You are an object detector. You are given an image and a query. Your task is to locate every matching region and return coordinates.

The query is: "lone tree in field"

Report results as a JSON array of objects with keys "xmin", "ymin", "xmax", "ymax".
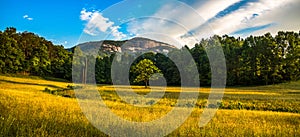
[{"xmin": 132, "ymin": 59, "xmax": 161, "ymax": 88}]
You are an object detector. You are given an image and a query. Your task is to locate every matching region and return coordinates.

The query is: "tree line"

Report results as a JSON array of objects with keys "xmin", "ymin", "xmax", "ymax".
[
  {"xmin": 80, "ymin": 31, "xmax": 300, "ymax": 86},
  {"xmin": 0, "ymin": 27, "xmax": 72, "ymax": 80},
  {"xmin": 0, "ymin": 27, "xmax": 299, "ymax": 86}
]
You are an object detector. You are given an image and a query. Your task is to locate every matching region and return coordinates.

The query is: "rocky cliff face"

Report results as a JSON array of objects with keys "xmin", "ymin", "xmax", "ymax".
[
  {"xmin": 121, "ymin": 37, "xmax": 176, "ymax": 53},
  {"xmin": 101, "ymin": 43, "xmax": 122, "ymax": 53},
  {"xmin": 72, "ymin": 37, "xmax": 176, "ymax": 55}
]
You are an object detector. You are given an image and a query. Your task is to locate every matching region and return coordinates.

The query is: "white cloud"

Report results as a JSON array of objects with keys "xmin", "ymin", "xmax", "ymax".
[
  {"xmin": 126, "ymin": 1, "xmax": 240, "ymax": 48},
  {"xmin": 195, "ymin": 0, "xmax": 240, "ymax": 21},
  {"xmin": 87, "ymin": 12, "xmax": 114, "ymax": 33},
  {"xmin": 207, "ymin": 0, "xmax": 294, "ymax": 36},
  {"xmin": 250, "ymin": 0, "xmax": 300, "ymax": 36},
  {"xmin": 79, "ymin": 1, "xmax": 299, "ymax": 47},
  {"xmin": 126, "ymin": 17, "xmax": 193, "ymax": 47},
  {"xmin": 184, "ymin": 0, "xmax": 298, "ymax": 38},
  {"xmin": 23, "ymin": 14, "xmax": 33, "ymax": 21},
  {"xmin": 23, "ymin": 15, "xmax": 28, "ymax": 18},
  {"xmin": 80, "ymin": 8, "xmax": 126, "ymax": 40},
  {"xmin": 126, "ymin": 0, "xmax": 299, "ymax": 47},
  {"xmin": 110, "ymin": 26, "xmax": 127, "ymax": 40},
  {"xmin": 80, "ymin": 9, "xmax": 93, "ymax": 21},
  {"xmin": 125, "ymin": 3, "xmax": 200, "ymax": 48}
]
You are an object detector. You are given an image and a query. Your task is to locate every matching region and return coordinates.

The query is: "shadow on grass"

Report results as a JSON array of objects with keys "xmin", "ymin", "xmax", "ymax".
[
  {"xmin": 0, "ymin": 74, "xmax": 70, "ymax": 82},
  {"xmin": 100, "ymin": 90, "xmax": 211, "ymax": 100},
  {"xmin": 42, "ymin": 76, "xmax": 70, "ymax": 82},
  {"xmin": 0, "ymin": 79, "xmax": 62, "ymax": 89},
  {"xmin": 231, "ymin": 81, "xmax": 300, "ymax": 91}
]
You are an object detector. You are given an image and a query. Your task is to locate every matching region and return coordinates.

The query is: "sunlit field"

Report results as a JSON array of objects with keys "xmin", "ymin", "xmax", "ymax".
[{"xmin": 0, "ymin": 75, "xmax": 299, "ymax": 136}]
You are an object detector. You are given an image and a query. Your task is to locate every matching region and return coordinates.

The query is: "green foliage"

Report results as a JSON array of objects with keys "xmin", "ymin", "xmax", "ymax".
[
  {"xmin": 91, "ymin": 31, "xmax": 300, "ymax": 86},
  {"xmin": 0, "ymin": 27, "xmax": 72, "ymax": 80},
  {"xmin": 0, "ymin": 27, "xmax": 299, "ymax": 86},
  {"xmin": 131, "ymin": 59, "xmax": 162, "ymax": 87},
  {"xmin": 42, "ymin": 84, "xmax": 81, "ymax": 98},
  {"xmin": 95, "ymin": 54, "xmax": 114, "ymax": 84}
]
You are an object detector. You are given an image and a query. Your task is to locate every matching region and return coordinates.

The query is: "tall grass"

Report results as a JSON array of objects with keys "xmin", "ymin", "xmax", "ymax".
[{"xmin": 0, "ymin": 75, "xmax": 299, "ymax": 136}]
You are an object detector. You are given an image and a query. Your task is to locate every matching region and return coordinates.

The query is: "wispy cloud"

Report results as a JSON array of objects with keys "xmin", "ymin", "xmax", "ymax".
[
  {"xmin": 189, "ymin": 0, "xmax": 299, "ymax": 40},
  {"xmin": 161, "ymin": 0, "xmax": 297, "ymax": 46},
  {"xmin": 213, "ymin": 0, "xmax": 258, "ymax": 19},
  {"xmin": 249, "ymin": 0, "xmax": 300, "ymax": 36},
  {"xmin": 231, "ymin": 23, "xmax": 276, "ymax": 36},
  {"xmin": 80, "ymin": 0, "xmax": 299, "ymax": 46},
  {"xmin": 125, "ymin": 1, "xmax": 241, "ymax": 47},
  {"xmin": 80, "ymin": 8, "xmax": 126, "ymax": 40},
  {"xmin": 205, "ymin": 0, "xmax": 291, "ymax": 36},
  {"xmin": 23, "ymin": 14, "xmax": 33, "ymax": 21}
]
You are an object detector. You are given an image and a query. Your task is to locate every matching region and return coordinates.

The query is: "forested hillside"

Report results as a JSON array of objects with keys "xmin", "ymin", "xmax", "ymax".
[
  {"xmin": 0, "ymin": 27, "xmax": 72, "ymax": 80},
  {"xmin": 0, "ymin": 27, "xmax": 299, "ymax": 86}
]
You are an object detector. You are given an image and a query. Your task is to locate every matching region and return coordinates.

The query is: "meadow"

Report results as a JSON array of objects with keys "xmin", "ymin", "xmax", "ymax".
[{"xmin": 0, "ymin": 75, "xmax": 299, "ymax": 136}]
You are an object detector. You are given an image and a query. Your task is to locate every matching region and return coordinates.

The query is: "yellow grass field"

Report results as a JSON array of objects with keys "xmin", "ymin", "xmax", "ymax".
[{"xmin": 0, "ymin": 75, "xmax": 299, "ymax": 136}]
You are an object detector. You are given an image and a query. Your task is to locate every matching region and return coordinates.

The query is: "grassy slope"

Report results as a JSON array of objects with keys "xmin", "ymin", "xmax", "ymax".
[{"xmin": 0, "ymin": 75, "xmax": 299, "ymax": 136}]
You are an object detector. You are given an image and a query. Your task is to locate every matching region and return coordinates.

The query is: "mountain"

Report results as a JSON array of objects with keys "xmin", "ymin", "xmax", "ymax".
[
  {"xmin": 121, "ymin": 37, "xmax": 176, "ymax": 53},
  {"xmin": 71, "ymin": 37, "xmax": 176, "ymax": 55}
]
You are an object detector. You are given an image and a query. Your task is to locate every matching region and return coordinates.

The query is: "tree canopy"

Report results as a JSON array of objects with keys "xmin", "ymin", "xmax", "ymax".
[
  {"xmin": 131, "ymin": 59, "xmax": 162, "ymax": 88},
  {"xmin": 0, "ymin": 27, "xmax": 72, "ymax": 80},
  {"xmin": 0, "ymin": 27, "xmax": 299, "ymax": 86}
]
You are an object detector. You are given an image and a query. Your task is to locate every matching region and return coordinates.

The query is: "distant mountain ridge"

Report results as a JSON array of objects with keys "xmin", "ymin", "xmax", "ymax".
[{"xmin": 71, "ymin": 37, "xmax": 176, "ymax": 55}]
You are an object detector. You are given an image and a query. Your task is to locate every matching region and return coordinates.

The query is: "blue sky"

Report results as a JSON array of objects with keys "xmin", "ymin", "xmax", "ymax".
[{"xmin": 1, "ymin": 0, "xmax": 299, "ymax": 48}]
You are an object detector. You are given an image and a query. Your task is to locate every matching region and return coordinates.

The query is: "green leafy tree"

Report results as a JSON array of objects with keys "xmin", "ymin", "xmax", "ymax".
[
  {"xmin": 154, "ymin": 53, "xmax": 180, "ymax": 85},
  {"xmin": 0, "ymin": 27, "xmax": 299, "ymax": 85},
  {"xmin": 95, "ymin": 54, "xmax": 112, "ymax": 84},
  {"xmin": 0, "ymin": 27, "xmax": 72, "ymax": 79},
  {"xmin": 131, "ymin": 59, "xmax": 161, "ymax": 88}
]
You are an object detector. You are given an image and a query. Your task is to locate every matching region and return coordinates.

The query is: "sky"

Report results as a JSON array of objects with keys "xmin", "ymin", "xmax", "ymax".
[{"xmin": 0, "ymin": 0, "xmax": 299, "ymax": 48}]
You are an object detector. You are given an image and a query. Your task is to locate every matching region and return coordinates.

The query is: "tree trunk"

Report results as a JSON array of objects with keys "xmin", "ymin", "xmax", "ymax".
[{"xmin": 145, "ymin": 80, "xmax": 148, "ymax": 88}]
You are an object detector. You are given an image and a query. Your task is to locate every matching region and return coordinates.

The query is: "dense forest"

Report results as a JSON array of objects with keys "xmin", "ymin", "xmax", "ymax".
[
  {"xmin": 0, "ymin": 27, "xmax": 299, "ymax": 86},
  {"xmin": 0, "ymin": 27, "xmax": 72, "ymax": 80}
]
